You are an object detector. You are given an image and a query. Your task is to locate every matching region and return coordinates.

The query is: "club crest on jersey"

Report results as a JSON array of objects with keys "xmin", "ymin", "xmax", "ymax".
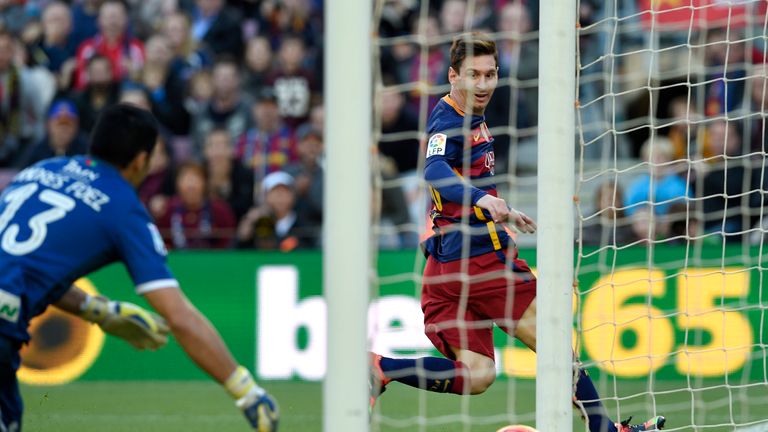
[
  {"xmin": 426, "ymin": 133, "xmax": 447, "ymax": 157},
  {"xmin": 484, "ymin": 151, "xmax": 495, "ymax": 175}
]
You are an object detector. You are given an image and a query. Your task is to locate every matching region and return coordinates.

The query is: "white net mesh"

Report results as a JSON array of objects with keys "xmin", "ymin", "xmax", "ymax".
[
  {"xmin": 371, "ymin": 0, "xmax": 542, "ymax": 431},
  {"xmin": 576, "ymin": 1, "xmax": 768, "ymax": 431},
  {"xmin": 370, "ymin": 0, "xmax": 768, "ymax": 431}
]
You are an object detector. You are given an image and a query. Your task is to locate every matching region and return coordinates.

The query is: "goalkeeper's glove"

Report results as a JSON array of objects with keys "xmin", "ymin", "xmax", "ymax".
[
  {"xmin": 225, "ymin": 365, "xmax": 279, "ymax": 431},
  {"xmin": 78, "ymin": 295, "xmax": 170, "ymax": 350}
]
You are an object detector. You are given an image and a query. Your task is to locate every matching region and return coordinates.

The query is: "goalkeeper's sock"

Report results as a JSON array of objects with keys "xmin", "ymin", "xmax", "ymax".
[
  {"xmin": 379, "ymin": 356, "xmax": 467, "ymax": 394},
  {"xmin": 574, "ymin": 368, "xmax": 618, "ymax": 432}
]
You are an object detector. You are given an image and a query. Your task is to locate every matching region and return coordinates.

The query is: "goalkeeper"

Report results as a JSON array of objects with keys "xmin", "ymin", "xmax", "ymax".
[
  {"xmin": 0, "ymin": 104, "xmax": 277, "ymax": 432},
  {"xmin": 370, "ymin": 34, "xmax": 664, "ymax": 432}
]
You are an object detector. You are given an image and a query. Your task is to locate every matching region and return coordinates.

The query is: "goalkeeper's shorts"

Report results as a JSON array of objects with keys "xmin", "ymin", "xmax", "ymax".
[
  {"xmin": 0, "ymin": 335, "xmax": 22, "ymax": 431},
  {"xmin": 421, "ymin": 248, "xmax": 537, "ymax": 361}
]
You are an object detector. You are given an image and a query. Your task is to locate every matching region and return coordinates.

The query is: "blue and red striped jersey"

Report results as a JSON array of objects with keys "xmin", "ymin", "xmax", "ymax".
[{"xmin": 422, "ymin": 95, "xmax": 511, "ymax": 262}]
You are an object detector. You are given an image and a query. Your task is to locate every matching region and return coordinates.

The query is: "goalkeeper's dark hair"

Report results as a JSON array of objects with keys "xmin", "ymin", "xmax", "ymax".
[
  {"xmin": 449, "ymin": 33, "xmax": 498, "ymax": 72},
  {"xmin": 89, "ymin": 104, "xmax": 159, "ymax": 169}
]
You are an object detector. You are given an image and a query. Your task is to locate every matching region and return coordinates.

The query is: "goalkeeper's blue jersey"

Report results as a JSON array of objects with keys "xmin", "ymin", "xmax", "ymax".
[
  {"xmin": 0, "ymin": 156, "xmax": 178, "ymax": 342},
  {"xmin": 421, "ymin": 95, "xmax": 512, "ymax": 262}
]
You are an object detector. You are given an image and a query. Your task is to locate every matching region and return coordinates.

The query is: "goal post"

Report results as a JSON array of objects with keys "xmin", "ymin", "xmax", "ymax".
[
  {"xmin": 323, "ymin": 0, "xmax": 371, "ymax": 431},
  {"xmin": 536, "ymin": 1, "xmax": 578, "ymax": 432}
]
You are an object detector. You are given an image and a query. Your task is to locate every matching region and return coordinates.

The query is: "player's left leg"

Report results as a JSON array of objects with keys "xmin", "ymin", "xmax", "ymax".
[
  {"xmin": 513, "ymin": 301, "xmax": 664, "ymax": 432},
  {"xmin": 370, "ymin": 352, "xmax": 470, "ymax": 397}
]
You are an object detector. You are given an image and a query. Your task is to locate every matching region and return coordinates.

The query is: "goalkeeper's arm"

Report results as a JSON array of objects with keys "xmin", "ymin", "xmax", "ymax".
[
  {"xmin": 143, "ymin": 286, "xmax": 278, "ymax": 431},
  {"xmin": 54, "ymin": 285, "xmax": 170, "ymax": 350}
]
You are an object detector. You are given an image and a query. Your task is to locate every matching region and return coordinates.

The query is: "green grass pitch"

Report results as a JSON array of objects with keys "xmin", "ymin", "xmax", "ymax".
[{"xmin": 21, "ymin": 380, "xmax": 768, "ymax": 431}]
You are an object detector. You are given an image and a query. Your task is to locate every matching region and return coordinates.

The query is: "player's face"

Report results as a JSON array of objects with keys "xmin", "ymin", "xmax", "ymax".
[{"xmin": 449, "ymin": 55, "xmax": 498, "ymax": 114}]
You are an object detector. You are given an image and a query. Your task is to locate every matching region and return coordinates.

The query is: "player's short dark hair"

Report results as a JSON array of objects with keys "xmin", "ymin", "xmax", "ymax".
[
  {"xmin": 449, "ymin": 33, "xmax": 498, "ymax": 72},
  {"xmin": 89, "ymin": 104, "xmax": 159, "ymax": 169}
]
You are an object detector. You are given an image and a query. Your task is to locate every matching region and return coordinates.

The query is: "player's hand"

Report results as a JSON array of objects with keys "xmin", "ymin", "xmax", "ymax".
[
  {"xmin": 79, "ymin": 296, "xmax": 170, "ymax": 350},
  {"xmin": 226, "ymin": 366, "xmax": 279, "ymax": 431},
  {"xmin": 508, "ymin": 208, "xmax": 537, "ymax": 234},
  {"xmin": 476, "ymin": 194, "xmax": 511, "ymax": 223},
  {"xmin": 237, "ymin": 387, "xmax": 280, "ymax": 431}
]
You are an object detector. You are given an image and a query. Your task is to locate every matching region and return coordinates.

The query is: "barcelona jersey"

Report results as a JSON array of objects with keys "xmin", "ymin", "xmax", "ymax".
[
  {"xmin": 422, "ymin": 95, "xmax": 511, "ymax": 262},
  {"xmin": 0, "ymin": 156, "xmax": 178, "ymax": 342}
]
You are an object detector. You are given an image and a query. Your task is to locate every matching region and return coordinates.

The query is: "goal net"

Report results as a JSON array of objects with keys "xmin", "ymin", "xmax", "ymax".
[
  {"xmin": 368, "ymin": 0, "xmax": 768, "ymax": 431},
  {"xmin": 576, "ymin": 0, "xmax": 768, "ymax": 431}
]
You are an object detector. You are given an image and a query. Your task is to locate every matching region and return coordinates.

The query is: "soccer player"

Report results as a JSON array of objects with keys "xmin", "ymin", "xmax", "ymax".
[
  {"xmin": 0, "ymin": 104, "xmax": 278, "ymax": 432},
  {"xmin": 370, "ymin": 34, "xmax": 666, "ymax": 432}
]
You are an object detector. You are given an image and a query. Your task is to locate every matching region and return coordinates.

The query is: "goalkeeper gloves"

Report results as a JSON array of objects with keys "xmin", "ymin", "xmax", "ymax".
[
  {"xmin": 79, "ymin": 295, "xmax": 170, "ymax": 350},
  {"xmin": 225, "ymin": 366, "xmax": 279, "ymax": 431}
]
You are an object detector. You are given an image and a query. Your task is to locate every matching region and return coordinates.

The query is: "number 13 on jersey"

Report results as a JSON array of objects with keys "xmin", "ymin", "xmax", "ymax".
[{"xmin": 0, "ymin": 183, "xmax": 76, "ymax": 256}]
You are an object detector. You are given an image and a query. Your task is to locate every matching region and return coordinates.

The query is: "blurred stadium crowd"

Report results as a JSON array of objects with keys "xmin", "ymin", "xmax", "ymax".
[{"xmin": 0, "ymin": 0, "xmax": 765, "ymax": 250}]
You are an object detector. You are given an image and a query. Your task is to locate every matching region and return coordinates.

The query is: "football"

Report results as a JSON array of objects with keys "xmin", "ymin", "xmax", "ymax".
[{"xmin": 496, "ymin": 426, "xmax": 539, "ymax": 432}]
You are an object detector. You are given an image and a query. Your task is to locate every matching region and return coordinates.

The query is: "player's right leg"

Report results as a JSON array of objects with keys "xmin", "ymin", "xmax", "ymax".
[
  {"xmin": 512, "ymin": 300, "xmax": 665, "ymax": 432},
  {"xmin": 0, "ymin": 337, "xmax": 23, "ymax": 432}
]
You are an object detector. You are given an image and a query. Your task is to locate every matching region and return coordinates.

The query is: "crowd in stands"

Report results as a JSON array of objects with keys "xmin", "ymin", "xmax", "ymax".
[
  {"xmin": 0, "ymin": 0, "xmax": 327, "ymax": 250},
  {"xmin": 0, "ymin": 0, "xmax": 766, "ymax": 249}
]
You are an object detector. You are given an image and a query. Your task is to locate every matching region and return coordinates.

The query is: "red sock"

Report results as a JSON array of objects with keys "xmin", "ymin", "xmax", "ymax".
[{"xmin": 449, "ymin": 361, "xmax": 468, "ymax": 394}]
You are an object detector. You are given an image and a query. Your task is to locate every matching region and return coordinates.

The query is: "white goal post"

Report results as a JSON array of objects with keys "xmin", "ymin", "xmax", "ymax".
[
  {"xmin": 323, "ymin": 1, "xmax": 372, "ymax": 431},
  {"xmin": 536, "ymin": 1, "xmax": 578, "ymax": 432}
]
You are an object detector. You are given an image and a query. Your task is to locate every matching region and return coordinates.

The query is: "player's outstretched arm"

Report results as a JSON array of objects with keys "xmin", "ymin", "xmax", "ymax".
[
  {"xmin": 143, "ymin": 286, "xmax": 279, "ymax": 431},
  {"xmin": 54, "ymin": 285, "xmax": 170, "ymax": 350}
]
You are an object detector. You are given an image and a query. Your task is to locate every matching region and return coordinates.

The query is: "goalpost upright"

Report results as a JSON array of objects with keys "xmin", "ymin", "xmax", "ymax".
[
  {"xmin": 536, "ymin": 1, "xmax": 577, "ymax": 431},
  {"xmin": 323, "ymin": 0, "xmax": 371, "ymax": 431}
]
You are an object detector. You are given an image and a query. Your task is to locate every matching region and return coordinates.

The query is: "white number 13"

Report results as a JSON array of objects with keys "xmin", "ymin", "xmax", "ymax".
[{"xmin": 0, "ymin": 183, "xmax": 75, "ymax": 255}]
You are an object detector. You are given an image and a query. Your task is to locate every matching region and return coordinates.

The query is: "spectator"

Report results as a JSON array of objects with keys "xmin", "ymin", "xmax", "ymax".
[
  {"xmin": 745, "ymin": 63, "xmax": 768, "ymax": 155},
  {"xmin": 236, "ymin": 170, "xmax": 313, "ymax": 250},
  {"xmin": 699, "ymin": 121, "xmax": 761, "ymax": 240},
  {"xmin": 283, "ymin": 125, "xmax": 323, "ymax": 242},
  {"xmin": 156, "ymin": 161, "xmax": 237, "ymax": 249},
  {"xmin": 629, "ymin": 205, "xmax": 667, "ymax": 244},
  {"xmin": 118, "ymin": 83, "xmax": 153, "ymax": 110},
  {"xmin": 580, "ymin": 179, "xmax": 635, "ymax": 247},
  {"xmin": 74, "ymin": 0, "xmax": 145, "ymax": 89},
  {"xmin": 406, "ymin": 14, "xmax": 447, "ymax": 113},
  {"xmin": 163, "ymin": 11, "xmax": 210, "ymax": 82},
  {"xmin": 379, "ymin": 83, "xmax": 420, "ymax": 174},
  {"xmin": 138, "ymin": 132, "xmax": 175, "ymax": 220},
  {"xmin": 184, "ymin": 67, "xmax": 213, "ymax": 117},
  {"xmin": 257, "ymin": 0, "xmax": 322, "ymax": 51},
  {"xmin": 376, "ymin": 156, "xmax": 418, "ymax": 249},
  {"xmin": 0, "ymin": 0, "xmax": 32, "ymax": 36},
  {"xmin": 0, "ymin": 31, "xmax": 48, "ymax": 167},
  {"xmin": 70, "ymin": 0, "xmax": 101, "ymax": 47},
  {"xmin": 486, "ymin": 0, "xmax": 537, "ymax": 134},
  {"xmin": 72, "ymin": 55, "xmax": 120, "ymax": 132},
  {"xmin": 308, "ymin": 101, "xmax": 323, "ymax": 135},
  {"xmin": 141, "ymin": 34, "xmax": 190, "ymax": 134},
  {"xmin": 439, "ymin": 0, "xmax": 467, "ymax": 35},
  {"xmin": 203, "ymin": 128, "xmax": 254, "ymax": 220},
  {"xmin": 267, "ymin": 35, "xmax": 316, "ymax": 128},
  {"xmin": 663, "ymin": 95, "xmax": 700, "ymax": 160},
  {"xmin": 665, "ymin": 202, "xmax": 700, "ymax": 245},
  {"xmin": 16, "ymin": 99, "xmax": 88, "ymax": 168},
  {"xmin": 703, "ymin": 27, "xmax": 746, "ymax": 116},
  {"xmin": 624, "ymin": 137, "xmax": 690, "ymax": 217},
  {"xmin": 191, "ymin": 0, "xmax": 243, "ymax": 58},
  {"xmin": 243, "ymin": 35, "xmax": 273, "ymax": 97},
  {"xmin": 190, "ymin": 57, "xmax": 250, "ymax": 157},
  {"xmin": 235, "ymin": 88, "xmax": 296, "ymax": 185},
  {"xmin": 37, "ymin": 1, "xmax": 78, "ymax": 75}
]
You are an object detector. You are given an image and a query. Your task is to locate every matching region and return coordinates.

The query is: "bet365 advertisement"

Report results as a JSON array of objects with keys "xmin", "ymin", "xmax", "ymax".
[{"xmin": 18, "ymin": 247, "xmax": 767, "ymax": 385}]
